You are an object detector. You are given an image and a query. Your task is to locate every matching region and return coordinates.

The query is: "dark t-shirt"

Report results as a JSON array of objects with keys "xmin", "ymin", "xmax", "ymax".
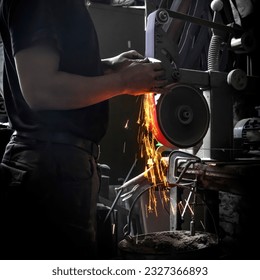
[{"xmin": 0, "ymin": 0, "xmax": 109, "ymax": 143}]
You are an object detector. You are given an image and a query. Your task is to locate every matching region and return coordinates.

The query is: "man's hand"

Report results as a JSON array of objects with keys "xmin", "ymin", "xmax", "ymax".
[
  {"xmin": 119, "ymin": 60, "xmax": 168, "ymax": 96},
  {"xmin": 102, "ymin": 50, "xmax": 148, "ymax": 73}
]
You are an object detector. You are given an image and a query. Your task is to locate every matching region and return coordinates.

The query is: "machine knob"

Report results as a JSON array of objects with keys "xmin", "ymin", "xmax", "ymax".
[
  {"xmin": 227, "ymin": 69, "xmax": 248, "ymax": 91},
  {"xmin": 156, "ymin": 9, "xmax": 169, "ymax": 24},
  {"xmin": 210, "ymin": 0, "xmax": 223, "ymax": 12}
]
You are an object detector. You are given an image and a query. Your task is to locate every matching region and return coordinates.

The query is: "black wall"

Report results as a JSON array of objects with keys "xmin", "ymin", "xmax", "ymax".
[{"xmin": 89, "ymin": 4, "xmax": 146, "ymax": 184}]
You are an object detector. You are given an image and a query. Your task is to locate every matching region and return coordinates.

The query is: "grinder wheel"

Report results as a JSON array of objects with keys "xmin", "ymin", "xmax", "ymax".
[{"xmin": 157, "ymin": 85, "xmax": 210, "ymax": 148}]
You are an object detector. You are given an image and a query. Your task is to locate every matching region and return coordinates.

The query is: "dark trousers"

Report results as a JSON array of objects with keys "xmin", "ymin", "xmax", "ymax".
[{"xmin": 0, "ymin": 135, "xmax": 100, "ymax": 260}]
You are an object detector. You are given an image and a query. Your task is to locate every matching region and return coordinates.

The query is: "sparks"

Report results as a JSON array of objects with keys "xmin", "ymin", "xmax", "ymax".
[{"xmin": 137, "ymin": 93, "xmax": 171, "ymax": 213}]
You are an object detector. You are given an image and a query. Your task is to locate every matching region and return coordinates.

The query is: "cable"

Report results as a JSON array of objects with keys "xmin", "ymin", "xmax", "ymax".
[
  {"xmin": 103, "ymin": 158, "xmax": 142, "ymax": 223},
  {"xmin": 123, "ymin": 184, "xmax": 153, "ymax": 236}
]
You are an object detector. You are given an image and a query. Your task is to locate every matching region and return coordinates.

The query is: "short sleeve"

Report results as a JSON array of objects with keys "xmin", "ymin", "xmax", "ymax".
[{"xmin": 9, "ymin": 0, "xmax": 60, "ymax": 55}]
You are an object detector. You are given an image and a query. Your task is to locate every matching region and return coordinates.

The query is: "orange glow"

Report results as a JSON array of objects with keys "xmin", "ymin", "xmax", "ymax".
[
  {"xmin": 144, "ymin": 93, "xmax": 176, "ymax": 149},
  {"xmin": 137, "ymin": 93, "xmax": 171, "ymax": 213}
]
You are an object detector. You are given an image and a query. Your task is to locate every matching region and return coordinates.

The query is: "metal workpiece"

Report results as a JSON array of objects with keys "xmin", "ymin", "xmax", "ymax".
[
  {"xmin": 167, "ymin": 149, "xmax": 260, "ymax": 195},
  {"xmin": 167, "ymin": 150, "xmax": 201, "ymax": 185}
]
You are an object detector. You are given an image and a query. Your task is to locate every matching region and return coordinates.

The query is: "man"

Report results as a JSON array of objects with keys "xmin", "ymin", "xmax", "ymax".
[{"xmin": 0, "ymin": 0, "xmax": 166, "ymax": 259}]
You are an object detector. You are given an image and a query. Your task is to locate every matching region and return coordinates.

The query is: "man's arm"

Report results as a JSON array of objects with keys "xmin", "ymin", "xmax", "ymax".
[{"xmin": 15, "ymin": 40, "xmax": 167, "ymax": 111}]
